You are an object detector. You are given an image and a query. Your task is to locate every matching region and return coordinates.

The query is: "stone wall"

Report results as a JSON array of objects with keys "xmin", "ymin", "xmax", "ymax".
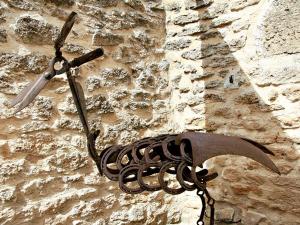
[
  {"xmin": 0, "ymin": 0, "xmax": 299, "ymax": 225},
  {"xmin": 0, "ymin": 0, "xmax": 179, "ymax": 224},
  {"xmin": 164, "ymin": 0, "xmax": 300, "ymax": 224}
]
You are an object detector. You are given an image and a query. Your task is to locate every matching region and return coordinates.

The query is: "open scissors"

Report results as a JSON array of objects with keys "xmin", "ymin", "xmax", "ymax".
[
  {"xmin": 10, "ymin": 12, "xmax": 103, "ymax": 115},
  {"xmin": 10, "ymin": 11, "xmax": 103, "ymax": 164}
]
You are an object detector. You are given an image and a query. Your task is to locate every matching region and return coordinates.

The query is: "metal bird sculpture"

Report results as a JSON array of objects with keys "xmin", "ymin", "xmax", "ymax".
[{"xmin": 10, "ymin": 12, "xmax": 280, "ymax": 225}]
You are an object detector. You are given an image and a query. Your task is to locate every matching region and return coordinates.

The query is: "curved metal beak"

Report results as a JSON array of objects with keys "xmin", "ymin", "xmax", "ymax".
[{"xmin": 177, "ymin": 132, "xmax": 280, "ymax": 175}]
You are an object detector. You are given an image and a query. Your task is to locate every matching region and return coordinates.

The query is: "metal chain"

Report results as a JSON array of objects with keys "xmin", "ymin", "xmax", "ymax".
[
  {"xmin": 197, "ymin": 189, "xmax": 206, "ymax": 225},
  {"xmin": 197, "ymin": 188, "xmax": 215, "ymax": 225}
]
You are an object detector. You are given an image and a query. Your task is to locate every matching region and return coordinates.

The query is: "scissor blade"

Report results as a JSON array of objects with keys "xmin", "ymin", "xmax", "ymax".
[
  {"xmin": 54, "ymin": 12, "xmax": 77, "ymax": 51},
  {"xmin": 11, "ymin": 79, "xmax": 37, "ymax": 107},
  {"xmin": 13, "ymin": 73, "xmax": 51, "ymax": 113}
]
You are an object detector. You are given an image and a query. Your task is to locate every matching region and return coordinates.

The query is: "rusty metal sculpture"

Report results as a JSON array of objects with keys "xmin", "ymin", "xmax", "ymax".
[{"xmin": 10, "ymin": 12, "xmax": 280, "ymax": 225}]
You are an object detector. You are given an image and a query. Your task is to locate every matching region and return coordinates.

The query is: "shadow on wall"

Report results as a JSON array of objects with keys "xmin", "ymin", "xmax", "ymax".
[
  {"xmin": 181, "ymin": 1, "xmax": 299, "ymax": 224},
  {"xmin": 0, "ymin": 1, "xmax": 172, "ymax": 224}
]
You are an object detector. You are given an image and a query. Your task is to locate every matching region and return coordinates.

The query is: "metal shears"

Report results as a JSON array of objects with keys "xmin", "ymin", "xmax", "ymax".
[{"xmin": 10, "ymin": 12, "xmax": 103, "ymax": 115}]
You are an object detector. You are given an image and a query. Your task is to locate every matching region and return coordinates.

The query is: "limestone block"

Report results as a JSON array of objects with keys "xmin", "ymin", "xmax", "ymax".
[
  {"xmin": 5, "ymin": 0, "xmax": 36, "ymax": 10},
  {"xmin": 185, "ymin": 0, "xmax": 213, "ymax": 10},
  {"xmin": 181, "ymin": 47, "xmax": 202, "ymax": 60},
  {"xmin": 63, "ymin": 43, "xmax": 86, "ymax": 55},
  {"xmin": 128, "ymin": 204, "xmax": 145, "ymax": 222},
  {"xmin": 78, "ymin": 0, "xmax": 117, "ymax": 8},
  {"xmin": 14, "ymin": 15, "xmax": 59, "ymax": 45},
  {"xmin": 86, "ymin": 76, "xmax": 101, "ymax": 92},
  {"xmin": 54, "ymin": 117, "xmax": 82, "ymax": 131},
  {"xmin": 179, "ymin": 22, "xmax": 209, "ymax": 36},
  {"xmin": 230, "ymin": 0, "xmax": 260, "ymax": 11},
  {"xmin": 282, "ymin": 86, "xmax": 300, "ymax": 102},
  {"xmin": 0, "ymin": 159, "xmax": 25, "ymax": 181},
  {"xmin": 202, "ymin": 55, "xmax": 236, "ymax": 68},
  {"xmin": 103, "ymin": 10, "xmax": 160, "ymax": 30},
  {"xmin": 259, "ymin": 0, "xmax": 300, "ymax": 56},
  {"xmin": 0, "ymin": 207, "xmax": 15, "ymax": 224},
  {"xmin": 0, "ymin": 53, "xmax": 49, "ymax": 74},
  {"xmin": 93, "ymin": 31, "xmax": 124, "ymax": 46},
  {"xmin": 44, "ymin": 0, "xmax": 75, "ymax": 7},
  {"xmin": 112, "ymin": 45, "xmax": 141, "ymax": 63},
  {"xmin": 254, "ymin": 56, "xmax": 300, "ymax": 87},
  {"xmin": 234, "ymin": 90, "xmax": 259, "ymax": 104},
  {"xmin": 201, "ymin": 2, "xmax": 229, "ymax": 19},
  {"xmin": 0, "ymin": 185, "xmax": 16, "ymax": 203},
  {"xmin": 211, "ymin": 13, "xmax": 241, "ymax": 28},
  {"xmin": 86, "ymin": 94, "xmax": 114, "ymax": 114},
  {"xmin": 164, "ymin": 38, "xmax": 191, "ymax": 50},
  {"xmin": 0, "ymin": 29, "xmax": 7, "ymax": 42},
  {"xmin": 173, "ymin": 13, "xmax": 200, "ymax": 26},
  {"xmin": 215, "ymin": 207, "xmax": 235, "ymax": 223},
  {"xmin": 198, "ymin": 30, "xmax": 223, "ymax": 40},
  {"xmin": 123, "ymin": 0, "xmax": 145, "ymax": 11},
  {"xmin": 125, "ymin": 100, "xmax": 151, "ymax": 110},
  {"xmin": 100, "ymin": 68, "xmax": 130, "ymax": 87}
]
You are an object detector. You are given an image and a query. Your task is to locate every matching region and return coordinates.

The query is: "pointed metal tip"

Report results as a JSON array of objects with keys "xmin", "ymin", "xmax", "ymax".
[
  {"xmin": 10, "ymin": 99, "xmax": 20, "ymax": 108},
  {"xmin": 274, "ymin": 167, "xmax": 281, "ymax": 175},
  {"xmin": 12, "ymin": 98, "xmax": 32, "ymax": 114},
  {"xmin": 266, "ymin": 160, "xmax": 281, "ymax": 175},
  {"xmin": 13, "ymin": 101, "xmax": 29, "ymax": 113},
  {"xmin": 13, "ymin": 106, "xmax": 22, "ymax": 114}
]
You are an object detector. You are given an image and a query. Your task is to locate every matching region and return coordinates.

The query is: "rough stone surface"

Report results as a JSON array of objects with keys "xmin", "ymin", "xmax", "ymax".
[
  {"xmin": 0, "ymin": 0, "xmax": 299, "ymax": 225},
  {"xmin": 92, "ymin": 30, "xmax": 125, "ymax": 46},
  {"xmin": 0, "ymin": 1, "xmax": 172, "ymax": 225},
  {"xmin": 0, "ymin": 29, "xmax": 7, "ymax": 42},
  {"xmin": 165, "ymin": 38, "xmax": 191, "ymax": 50},
  {"xmin": 14, "ymin": 14, "xmax": 59, "ymax": 45},
  {"xmin": 165, "ymin": 0, "xmax": 300, "ymax": 225},
  {"xmin": 5, "ymin": 0, "xmax": 37, "ymax": 10},
  {"xmin": 173, "ymin": 12, "xmax": 199, "ymax": 25},
  {"xmin": 258, "ymin": 0, "xmax": 300, "ymax": 56}
]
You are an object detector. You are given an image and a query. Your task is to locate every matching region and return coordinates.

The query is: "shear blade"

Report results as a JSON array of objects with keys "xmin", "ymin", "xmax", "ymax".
[
  {"xmin": 54, "ymin": 11, "xmax": 77, "ymax": 51},
  {"xmin": 11, "ymin": 72, "xmax": 52, "ymax": 113},
  {"xmin": 11, "ymin": 79, "xmax": 37, "ymax": 107}
]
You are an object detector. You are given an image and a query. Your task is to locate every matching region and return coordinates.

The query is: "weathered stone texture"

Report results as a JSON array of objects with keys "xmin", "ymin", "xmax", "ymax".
[
  {"xmin": 0, "ymin": 1, "xmax": 174, "ymax": 224},
  {"xmin": 1, "ymin": 0, "xmax": 299, "ymax": 224},
  {"xmin": 173, "ymin": 13, "xmax": 200, "ymax": 25},
  {"xmin": 259, "ymin": 0, "xmax": 300, "ymax": 56},
  {"xmin": 93, "ymin": 31, "xmax": 125, "ymax": 46},
  {"xmin": 14, "ymin": 15, "xmax": 59, "ymax": 45},
  {"xmin": 0, "ymin": 29, "xmax": 7, "ymax": 42},
  {"xmin": 165, "ymin": 0, "xmax": 300, "ymax": 225}
]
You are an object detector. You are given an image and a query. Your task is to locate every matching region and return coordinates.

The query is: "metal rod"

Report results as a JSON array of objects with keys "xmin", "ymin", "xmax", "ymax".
[{"xmin": 66, "ymin": 70, "xmax": 90, "ymax": 136}]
